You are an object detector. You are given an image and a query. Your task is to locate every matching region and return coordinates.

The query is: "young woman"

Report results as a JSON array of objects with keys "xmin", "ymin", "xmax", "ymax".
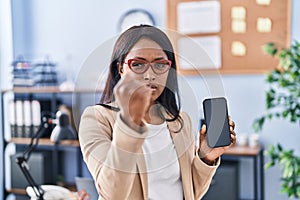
[{"xmin": 78, "ymin": 25, "xmax": 236, "ymax": 200}]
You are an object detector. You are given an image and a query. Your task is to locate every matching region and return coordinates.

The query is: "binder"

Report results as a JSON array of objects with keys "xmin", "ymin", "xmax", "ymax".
[
  {"xmin": 8, "ymin": 100, "xmax": 17, "ymax": 138},
  {"xmin": 31, "ymin": 100, "xmax": 41, "ymax": 135},
  {"xmin": 15, "ymin": 100, "xmax": 24, "ymax": 137},
  {"xmin": 23, "ymin": 100, "xmax": 32, "ymax": 138}
]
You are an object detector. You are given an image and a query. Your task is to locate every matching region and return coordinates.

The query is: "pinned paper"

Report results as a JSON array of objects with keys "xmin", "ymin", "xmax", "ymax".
[
  {"xmin": 231, "ymin": 7, "xmax": 246, "ymax": 19},
  {"xmin": 257, "ymin": 17, "xmax": 272, "ymax": 32},
  {"xmin": 232, "ymin": 20, "xmax": 246, "ymax": 33},
  {"xmin": 177, "ymin": 1, "xmax": 221, "ymax": 34},
  {"xmin": 231, "ymin": 41, "xmax": 246, "ymax": 56},
  {"xmin": 231, "ymin": 7, "xmax": 246, "ymax": 33},
  {"xmin": 256, "ymin": 0, "xmax": 271, "ymax": 6},
  {"xmin": 178, "ymin": 36, "xmax": 221, "ymax": 69}
]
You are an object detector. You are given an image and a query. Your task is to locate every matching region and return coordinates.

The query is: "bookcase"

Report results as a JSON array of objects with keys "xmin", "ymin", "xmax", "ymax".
[{"xmin": 0, "ymin": 86, "xmax": 101, "ymax": 199}]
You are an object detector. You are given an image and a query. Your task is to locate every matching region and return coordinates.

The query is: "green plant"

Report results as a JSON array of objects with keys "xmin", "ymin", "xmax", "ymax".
[
  {"xmin": 265, "ymin": 144, "xmax": 300, "ymax": 198},
  {"xmin": 253, "ymin": 41, "xmax": 300, "ymax": 198}
]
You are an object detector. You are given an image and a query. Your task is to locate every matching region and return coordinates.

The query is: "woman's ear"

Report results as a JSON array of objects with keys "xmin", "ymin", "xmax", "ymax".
[{"xmin": 118, "ymin": 63, "xmax": 124, "ymax": 75}]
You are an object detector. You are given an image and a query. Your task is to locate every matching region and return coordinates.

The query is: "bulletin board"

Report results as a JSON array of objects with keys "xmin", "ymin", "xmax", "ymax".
[{"xmin": 166, "ymin": 0, "xmax": 291, "ymax": 74}]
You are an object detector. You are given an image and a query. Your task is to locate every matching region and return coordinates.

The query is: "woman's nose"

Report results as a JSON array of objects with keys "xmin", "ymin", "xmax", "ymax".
[{"xmin": 143, "ymin": 67, "xmax": 156, "ymax": 81}]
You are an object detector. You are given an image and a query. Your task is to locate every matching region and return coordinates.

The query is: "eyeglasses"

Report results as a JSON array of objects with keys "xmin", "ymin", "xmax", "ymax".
[{"xmin": 124, "ymin": 58, "xmax": 172, "ymax": 74}]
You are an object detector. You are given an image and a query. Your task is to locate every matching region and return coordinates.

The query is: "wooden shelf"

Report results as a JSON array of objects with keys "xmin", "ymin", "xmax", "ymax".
[
  {"xmin": 6, "ymin": 188, "xmax": 27, "ymax": 195},
  {"xmin": 224, "ymin": 145, "xmax": 262, "ymax": 156},
  {"xmin": 9, "ymin": 138, "xmax": 80, "ymax": 147},
  {"xmin": 1, "ymin": 86, "xmax": 102, "ymax": 94}
]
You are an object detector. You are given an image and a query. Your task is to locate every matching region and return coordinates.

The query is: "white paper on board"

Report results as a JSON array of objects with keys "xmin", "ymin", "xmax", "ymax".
[
  {"xmin": 177, "ymin": 1, "xmax": 221, "ymax": 34},
  {"xmin": 178, "ymin": 36, "xmax": 222, "ymax": 70}
]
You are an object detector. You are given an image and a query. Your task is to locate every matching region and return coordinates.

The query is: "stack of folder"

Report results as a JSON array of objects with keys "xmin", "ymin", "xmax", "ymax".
[{"xmin": 8, "ymin": 100, "xmax": 41, "ymax": 138}]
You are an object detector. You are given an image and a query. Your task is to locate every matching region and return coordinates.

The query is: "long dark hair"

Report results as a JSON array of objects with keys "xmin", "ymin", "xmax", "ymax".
[{"xmin": 100, "ymin": 25, "xmax": 181, "ymax": 123}]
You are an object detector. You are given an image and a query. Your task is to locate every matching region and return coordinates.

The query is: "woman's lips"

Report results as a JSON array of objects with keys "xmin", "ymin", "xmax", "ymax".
[
  {"xmin": 146, "ymin": 84, "xmax": 158, "ymax": 95},
  {"xmin": 146, "ymin": 83, "xmax": 158, "ymax": 89}
]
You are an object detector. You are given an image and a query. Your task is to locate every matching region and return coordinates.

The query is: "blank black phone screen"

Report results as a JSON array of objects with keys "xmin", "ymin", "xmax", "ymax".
[{"xmin": 203, "ymin": 97, "xmax": 231, "ymax": 148}]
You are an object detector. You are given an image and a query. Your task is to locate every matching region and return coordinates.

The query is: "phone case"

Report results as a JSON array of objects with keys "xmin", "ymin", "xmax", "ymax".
[{"xmin": 203, "ymin": 97, "xmax": 231, "ymax": 148}]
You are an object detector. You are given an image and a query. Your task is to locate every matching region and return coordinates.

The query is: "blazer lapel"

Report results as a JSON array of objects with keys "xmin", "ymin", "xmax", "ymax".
[
  {"xmin": 167, "ymin": 119, "xmax": 193, "ymax": 200},
  {"xmin": 136, "ymin": 148, "xmax": 148, "ymax": 200}
]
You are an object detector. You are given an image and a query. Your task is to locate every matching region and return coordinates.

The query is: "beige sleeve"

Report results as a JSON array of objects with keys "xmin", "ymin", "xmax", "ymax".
[
  {"xmin": 181, "ymin": 111, "xmax": 220, "ymax": 200},
  {"xmin": 192, "ymin": 149, "xmax": 220, "ymax": 199},
  {"xmin": 78, "ymin": 106, "xmax": 146, "ymax": 199}
]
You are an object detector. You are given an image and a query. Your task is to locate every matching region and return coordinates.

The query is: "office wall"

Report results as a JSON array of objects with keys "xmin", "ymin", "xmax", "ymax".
[
  {"xmin": 0, "ymin": 0, "xmax": 14, "ymax": 197},
  {"xmin": 5, "ymin": 0, "xmax": 300, "ymax": 199},
  {"xmin": 9, "ymin": 0, "xmax": 166, "ymax": 189},
  {"xmin": 11, "ymin": 0, "xmax": 165, "ymax": 83}
]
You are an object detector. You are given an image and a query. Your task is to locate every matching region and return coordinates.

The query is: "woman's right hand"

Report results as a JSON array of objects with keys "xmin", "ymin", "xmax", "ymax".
[{"xmin": 114, "ymin": 73, "xmax": 154, "ymax": 130}]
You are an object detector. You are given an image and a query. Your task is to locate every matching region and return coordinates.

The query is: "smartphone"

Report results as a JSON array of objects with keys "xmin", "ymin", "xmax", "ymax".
[{"xmin": 202, "ymin": 97, "xmax": 231, "ymax": 148}]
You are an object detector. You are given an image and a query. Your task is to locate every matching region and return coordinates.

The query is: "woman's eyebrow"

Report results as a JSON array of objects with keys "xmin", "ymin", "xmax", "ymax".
[
  {"xmin": 152, "ymin": 57, "xmax": 165, "ymax": 61},
  {"xmin": 133, "ymin": 56, "xmax": 147, "ymax": 60},
  {"xmin": 133, "ymin": 56, "xmax": 165, "ymax": 61}
]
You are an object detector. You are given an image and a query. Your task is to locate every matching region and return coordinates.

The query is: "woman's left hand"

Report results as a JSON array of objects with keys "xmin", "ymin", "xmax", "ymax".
[
  {"xmin": 76, "ymin": 190, "xmax": 90, "ymax": 200},
  {"xmin": 198, "ymin": 116, "xmax": 236, "ymax": 165}
]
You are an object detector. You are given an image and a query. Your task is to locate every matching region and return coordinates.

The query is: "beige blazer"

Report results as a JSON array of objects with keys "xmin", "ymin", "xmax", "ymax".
[{"xmin": 78, "ymin": 104, "xmax": 219, "ymax": 200}]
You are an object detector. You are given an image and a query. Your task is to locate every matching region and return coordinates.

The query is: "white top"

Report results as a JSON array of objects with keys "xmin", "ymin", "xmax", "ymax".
[{"xmin": 142, "ymin": 121, "xmax": 183, "ymax": 200}]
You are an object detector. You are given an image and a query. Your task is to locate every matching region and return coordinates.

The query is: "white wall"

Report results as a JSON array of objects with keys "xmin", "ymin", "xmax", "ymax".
[
  {"xmin": 11, "ymin": 0, "xmax": 166, "ymax": 85},
  {"xmin": 0, "ymin": 0, "xmax": 14, "ymax": 197},
  {"xmin": 0, "ymin": 0, "xmax": 14, "ymax": 90},
  {"xmin": 4, "ymin": 0, "xmax": 300, "ymax": 199}
]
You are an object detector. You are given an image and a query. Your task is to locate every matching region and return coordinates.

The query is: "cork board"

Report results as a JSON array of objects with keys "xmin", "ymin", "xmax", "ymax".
[{"xmin": 166, "ymin": 0, "xmax": 291, "ymax": 74}]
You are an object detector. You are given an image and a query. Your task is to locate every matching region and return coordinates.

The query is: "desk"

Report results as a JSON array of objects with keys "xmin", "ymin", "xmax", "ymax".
[{"xmin": 223, "ymin": 145, "xmax": 264, "ymax": 200}]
